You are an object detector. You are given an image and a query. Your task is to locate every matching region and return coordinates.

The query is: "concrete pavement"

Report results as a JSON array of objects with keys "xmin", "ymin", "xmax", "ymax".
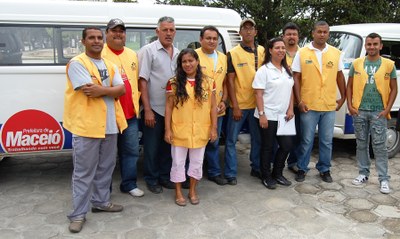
[{"xmin": 0, "ymin": 139, "xmax": 399, "ymax": 238}]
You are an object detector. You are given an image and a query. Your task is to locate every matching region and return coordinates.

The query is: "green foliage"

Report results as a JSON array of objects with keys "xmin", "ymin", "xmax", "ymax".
[{"xmin": 155, "ymin": 0, "xmax": 400, "ymax": 46}]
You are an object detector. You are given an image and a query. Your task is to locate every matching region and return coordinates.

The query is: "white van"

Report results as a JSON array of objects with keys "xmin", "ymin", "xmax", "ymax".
[
  {"xmin": 328, "ymin": 23, "xmax": 400, "ymax": 157},
  {"xmin": 0, "ymin": 0, "xmax": 242, "ymax": 159}
]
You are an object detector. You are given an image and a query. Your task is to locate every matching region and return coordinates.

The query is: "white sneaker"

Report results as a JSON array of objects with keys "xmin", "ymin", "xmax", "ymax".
[
  {"xmin": 380, "ymin": 180, "xmax": 390, "ymax": 194},
  {"xmin": 129, "ymin": 188, "xmax": 144, "ymax": 197},
  {"xmin": 352, "ymin": 174, "xmax": 368, "ymax": 186}
]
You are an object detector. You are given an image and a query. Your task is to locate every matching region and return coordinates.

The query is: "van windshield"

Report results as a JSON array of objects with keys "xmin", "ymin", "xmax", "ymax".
[{"xmin": 328, "ymin": 32, "xmax": 362, "ymax": 69}]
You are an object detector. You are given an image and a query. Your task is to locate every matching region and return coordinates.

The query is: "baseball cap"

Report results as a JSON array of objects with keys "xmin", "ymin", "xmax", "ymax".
[
  {"xmin": 240, "ymin": 19, "xmax": 256, "ymax": 29},
  {"xmin": 106, "ymin": 18, "xmax": 126, "ymax": 30}
]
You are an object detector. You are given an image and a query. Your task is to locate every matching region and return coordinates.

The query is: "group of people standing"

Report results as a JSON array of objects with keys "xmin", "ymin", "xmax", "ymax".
[{"xmin": 63, "ymin": 15, "xmax": 397, "ymax": 233}]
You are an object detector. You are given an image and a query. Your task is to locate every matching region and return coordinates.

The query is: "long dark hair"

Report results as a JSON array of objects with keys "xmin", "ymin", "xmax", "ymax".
[
  {"xmin": 173, "ymin": 48, "xmax": 204, "ymax": 107},
  {"xmin": 262, "ymin": 37, "xmax": 292, "ymax": 76}
]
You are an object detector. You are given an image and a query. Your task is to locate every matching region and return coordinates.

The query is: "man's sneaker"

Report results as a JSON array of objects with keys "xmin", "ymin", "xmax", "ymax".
[
  {"xmin": 208, "ymin": 175, "xmax": 228, "ymax": 185},
  {"xmin": 352, "ymin": 175, "xmax": 368, "ymax": 186},
  {"xmin": 226, "ymin": 177, "xmax": 237, "ymax": 185},
  {"xmin": 262, "ymin": 178, "xmax": 277, "ymax": 189},
  {"xmin": 129, "ymin": 188, "xmax": 144, "ymax": 197},
  {"xmin": 69, "ymin": 218, "xmax": 85, "ymax": 233},
  {"xmin": 380, "ymin": 180, "xmax": 390, "ymax": 194},
  {"xmin": 320, "ymin": 171, "xmax": 333, "ymax": 183},
  {"xmin": 250, "ymin": 169, "xmax": 261, "ymax": 179},
  {"xmin": 92, "ymin": 203, "xmax": 123, "ymax": 213},
  {"xmin": 295, "ymin": 170, "xmax": 306, "ymax": 182}
]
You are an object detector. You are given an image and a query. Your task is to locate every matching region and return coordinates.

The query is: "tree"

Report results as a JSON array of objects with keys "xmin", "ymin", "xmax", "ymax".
[{"xmin": 155, "ymin": 0, "xmax": 400, "ymax": 46}]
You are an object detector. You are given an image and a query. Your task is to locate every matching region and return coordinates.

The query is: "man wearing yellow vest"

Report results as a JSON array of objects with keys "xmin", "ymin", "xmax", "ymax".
[
  {"xmin": 292, "ymin": 21, "xmax": 346, "ymax": 183},
  {"xmin": 282, "ymin": 22, "xmax": 301, "ymax": 174},
  {"xmin": 195, "ymin": 25, "xmax": 229, "ymax": 185},
  {"xmin": 102, "ymin": 19, "xmax": 144, "ymax": 198},
  {"xmin": 347, "ymin": 33, "xmax": 397, "ymax": 194},
  {"xmin": 64, "ymin": 27, "xmax": 127, "ymax": 233},
  {"xmin": 225, "ymin": 19, "xmax": 265, "ymax": 185}
]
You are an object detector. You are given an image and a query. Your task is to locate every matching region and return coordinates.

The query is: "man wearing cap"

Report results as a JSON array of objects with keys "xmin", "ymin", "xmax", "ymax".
[
  {"xmin": 138, "ymin": 16, "xmax": 179, "ymax": 194},
  {"xmin": 64, "ymin": 27, "xmax": 126, "ymax": 233},
  {"xmin": 224, "ymin": 19, "xmax": 265, "ymax": 185},
  {"xmin": 102, "ymin": 19, "xmax": 144, "ymax": 198}
]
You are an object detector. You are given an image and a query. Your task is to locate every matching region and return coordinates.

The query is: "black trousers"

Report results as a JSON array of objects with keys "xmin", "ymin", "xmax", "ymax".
[{"xmin": 259, "ymin": 120, "xmax": 293, "ymax": 179}]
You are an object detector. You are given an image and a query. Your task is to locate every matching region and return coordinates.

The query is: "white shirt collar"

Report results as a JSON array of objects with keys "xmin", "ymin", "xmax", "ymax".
[{"xmin": 308, "ymin": 42, "xmax": 329, "ymax": 53}]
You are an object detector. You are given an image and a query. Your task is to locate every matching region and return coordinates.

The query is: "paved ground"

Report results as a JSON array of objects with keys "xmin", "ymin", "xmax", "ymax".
[{"xmin": 0, "ymin": 139, "xmax": 399, "ymax": 239}]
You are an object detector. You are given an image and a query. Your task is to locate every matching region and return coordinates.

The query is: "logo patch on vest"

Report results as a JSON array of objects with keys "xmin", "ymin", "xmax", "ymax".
[
  {"xmin": 237, "ymin": 63, "xmax": 248, "ymax": 67},
  {"xmin": 385, "ymin": 72, "xmax": 391, "ymax": 80},
  {"xmin": 305, "ymin": 60, "xmax": 312, "ymax": 64},
  {"xmin": 326, "ymin": 61, "xmax": 334, "ymax": 68}
]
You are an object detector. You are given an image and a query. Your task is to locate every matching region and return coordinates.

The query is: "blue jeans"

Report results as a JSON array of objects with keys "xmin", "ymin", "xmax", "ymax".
[
  {"xmin": 287, "ymin": 106, "xmax": 301, "ymax": 168},
  {"xmin": 117, "ymin": 117, "xmax": 140, "ymax": 192},
  {"xmin": 224, "ymin": 108, "xmax": 261, "ymax": 178},
  {"xmin": 297, "ymin": 110, "xmax": 335, "ymax": 173},
  {"xmin": 141, "ymin": 111, "xmax": 172, "ymax": 186},
  {"xmin": 353, "ymin": 110, "xmax": 389, "ymax": 182},
  {"xmin": 205, "ymin": 116, "xmax": 224, "ymax": 177}
]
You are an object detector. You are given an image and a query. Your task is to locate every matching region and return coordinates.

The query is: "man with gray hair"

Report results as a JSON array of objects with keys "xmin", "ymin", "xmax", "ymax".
[{"xmin": 138, "ymin": 16, "xmax": 179, "ymax": 194}]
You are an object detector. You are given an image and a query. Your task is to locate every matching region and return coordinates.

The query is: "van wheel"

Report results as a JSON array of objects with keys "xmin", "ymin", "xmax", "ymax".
[{"xmin": 387, "ymin": 119, "xmax": 400, "ymax": 158}]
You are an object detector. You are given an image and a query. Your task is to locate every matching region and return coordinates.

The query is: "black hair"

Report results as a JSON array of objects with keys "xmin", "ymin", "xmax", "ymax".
[
  {"xmin": 282, "ymin": 22, "xmax": 300, "ymax": 35},
  {"xmin": 262, "ymin": 37, "xmax": 292, "ymax": 76},
  {"xmin": 366, "ymin": 32, "xmax": 382, "ymax": 43},
  {"xmin": 313, "ymin": 20, "xmax": 329, "ymax": 31},
  {"xmin": 173, "ymin": 48, "xmax": 204, "ymax": 107},
  {"xmin": 82, "ymin": 27, "xmax": 102, "ymax": 39},
  {"xmin": 200, "ymin": 25, "xmax": 219, "ymax": 38}
]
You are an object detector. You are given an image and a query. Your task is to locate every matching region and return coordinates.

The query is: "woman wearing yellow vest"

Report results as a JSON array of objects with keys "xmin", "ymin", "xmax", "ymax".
[{"xmin": 165, "ymin": 48, "xmax": 218, "ymax": 206}]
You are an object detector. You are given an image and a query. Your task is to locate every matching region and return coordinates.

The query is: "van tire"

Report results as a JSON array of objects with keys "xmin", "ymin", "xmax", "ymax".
[{"xmin": 387, "ymin": 118, "xmax": 400, "ymax": 158}]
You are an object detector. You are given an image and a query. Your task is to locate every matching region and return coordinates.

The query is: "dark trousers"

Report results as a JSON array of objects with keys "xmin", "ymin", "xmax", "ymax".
[
  {"xmin": 259, "ymin": 120, "xmax": 293, "ymax": 179},
  {"xmin": 141, "ymin": 111, "xmax": 172, "ymax": 186}
]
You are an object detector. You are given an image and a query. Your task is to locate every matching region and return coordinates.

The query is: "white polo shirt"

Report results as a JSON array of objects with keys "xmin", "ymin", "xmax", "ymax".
[{"xmin": 252, "ymin": 62, "xmax": 294, "ymax": 121}]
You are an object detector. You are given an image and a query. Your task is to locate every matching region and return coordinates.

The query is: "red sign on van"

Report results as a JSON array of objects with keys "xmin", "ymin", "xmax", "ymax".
[{"xmin": 0, "ymin": 110, "xmax": 64, "ymax": 153}]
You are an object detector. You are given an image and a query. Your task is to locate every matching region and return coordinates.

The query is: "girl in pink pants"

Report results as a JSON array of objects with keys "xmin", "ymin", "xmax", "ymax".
[{"xmin": 165, "ymin": 48, "xmax": 217, "ymax": 206}]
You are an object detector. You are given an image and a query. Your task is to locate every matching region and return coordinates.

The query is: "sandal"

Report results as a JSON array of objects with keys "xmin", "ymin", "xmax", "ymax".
[
  {"xmin": 188, "ymin": 194, "xmax": 200, "ymax": 205},
  {"xmin": 175, "ymin": 197, "xmax": 186, "ymax": 207}
]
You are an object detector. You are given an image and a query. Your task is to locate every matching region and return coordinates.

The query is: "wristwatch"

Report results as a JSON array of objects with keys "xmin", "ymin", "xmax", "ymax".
[{"xmin": 258, "ymin": 111, "xmax": 265, "ymax": 116}]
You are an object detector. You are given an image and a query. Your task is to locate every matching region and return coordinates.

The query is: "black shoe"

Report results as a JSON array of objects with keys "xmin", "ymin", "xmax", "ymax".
[
  {"xmin": 160, "ymin": 180, "xmax": 176, "ymax": 189},
  {"xmin": 208, "ymin": 175, "xmax": 228, "ymax": 185},
  {"xmin": 275, "ymin": 176, "xmax": 292, "ymax": 186},
  {"xmin": 250, "ymin": 169, "xmax": 261, "ymax": 179},
  {"xmin": 262, "ymin": 178, "xmax": 277, "ymax": 189},
  {"xmin": 288, "ymin": 165, "xmax": 299, "ymax": 174},
  {"xmin": 295, "ymin": 170, "xmax": 306, "ymax": 182},
  {"xmin": 226, "ymin": 177, "xmax": 237, "ymax": 185},
  {"xmin": 182, "ymin": 179, "xmax": 190, "ymax": 189},
  {"xmin": 147, "ymin": 184, "xmax": 163, "ymax": 194},
  {"xmin": 320, "ymin": 171, "xmax": 333, "ymax": 183}
]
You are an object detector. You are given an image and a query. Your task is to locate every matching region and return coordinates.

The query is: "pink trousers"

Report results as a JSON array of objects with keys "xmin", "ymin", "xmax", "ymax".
[{"xmin": 170, "ymin": 146, "xmax": 206, "ymax": 182}]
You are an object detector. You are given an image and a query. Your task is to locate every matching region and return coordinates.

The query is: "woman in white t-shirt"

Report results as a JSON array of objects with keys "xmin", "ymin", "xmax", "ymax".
[{"xmin": 252, "ymin": 37, "xmax": 294, "ymax": 190}]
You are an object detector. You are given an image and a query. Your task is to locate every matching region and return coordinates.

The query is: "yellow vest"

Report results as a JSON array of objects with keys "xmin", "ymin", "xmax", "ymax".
[
  {"xmin": 351, "ymin": 56, "xmax": 395, "ymax": 119},
  {"xmin": 63, "ymin": 53, "xmax": 127, "ymax": 138},
  {"xmin": 299, "ymin": 45, "xmax": 341, "ymax": 111},
  {"xmin": 170, "ymin": 76, "xmax": 214, "ymax": 148},
  {"xmin": 195, "ymin": 48, "xmax": 227, "ymax": 116},
  {"xmin": 229, "ymin": 45, "xmax": 265, "ymax": 109},
  {"xmin": 102, "ymin": 44, "xmax": 140, "ymax": 117}
]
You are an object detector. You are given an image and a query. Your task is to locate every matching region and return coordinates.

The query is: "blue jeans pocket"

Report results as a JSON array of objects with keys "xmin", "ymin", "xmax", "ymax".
[{"xmin": 353, "ymin": 116, "xmax": 366, "ymax": 141}]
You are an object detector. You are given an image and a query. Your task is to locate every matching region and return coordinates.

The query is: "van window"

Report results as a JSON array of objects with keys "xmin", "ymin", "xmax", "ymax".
[
  {"xmin": 328, "ymin": 32, "xmax": 362, "ymax": 69},
  {"xmin": 381, "ymin": 41, "xmax": 400, "ymax": 69},
  {"xmin": 0, "ymin": 25, "xmax": 226, "ymax": 66}
]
